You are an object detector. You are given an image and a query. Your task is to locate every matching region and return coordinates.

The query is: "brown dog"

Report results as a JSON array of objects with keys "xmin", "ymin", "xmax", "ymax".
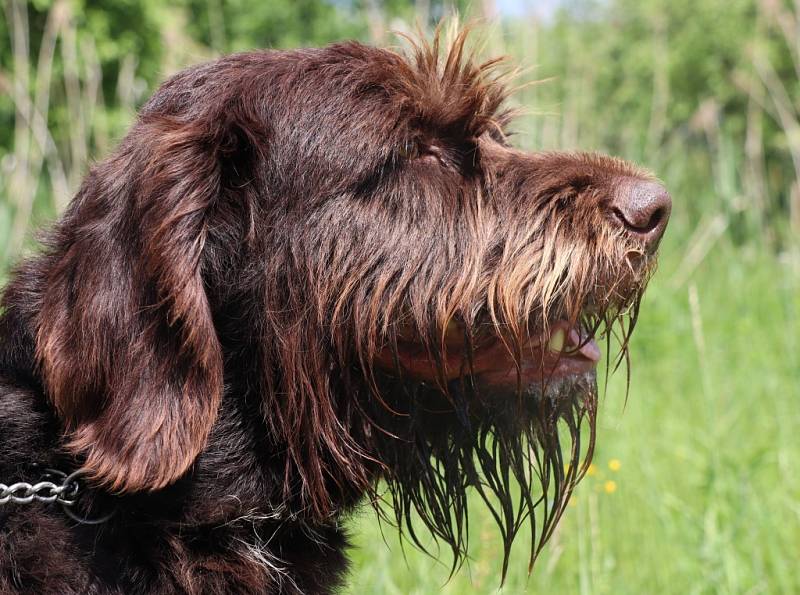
[{"xmin": 0, "ymin": 30, "xmax": 669, "ymax": 594}]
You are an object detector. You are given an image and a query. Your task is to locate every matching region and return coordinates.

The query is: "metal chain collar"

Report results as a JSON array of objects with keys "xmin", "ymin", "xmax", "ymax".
[
  {"xmin": 0, "ymin": 469, "xmax": 81, "ymax": 505},
  {"xmin": 0, "ymin": 468, "xmax": 115, "ymax": 524}
]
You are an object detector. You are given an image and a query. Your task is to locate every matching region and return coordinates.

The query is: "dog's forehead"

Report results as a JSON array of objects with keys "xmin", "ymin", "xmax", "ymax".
[
  {"xmin": 281, "ymin": 41, "xmax": 508, "ymax": 143},
  {"xmin": 269, "ymin": 47, "xmax": 406, "ymax": 148}
]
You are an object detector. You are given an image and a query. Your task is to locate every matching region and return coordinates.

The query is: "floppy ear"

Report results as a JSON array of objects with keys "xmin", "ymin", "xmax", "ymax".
[{"xmin": 36, "ymin": 114, "xmax": 227, "ymax": 492}]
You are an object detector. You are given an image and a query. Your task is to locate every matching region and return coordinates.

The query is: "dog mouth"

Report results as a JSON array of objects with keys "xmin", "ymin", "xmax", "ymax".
[
  {"xmin": 469, "ymin": 320, "xmax": 602, "ymax": 387},
  {"xmin": 462, "ymin": 320, "xmax": 601, "ymax": 386},
  {"xmin": 377, "ymin": 318, "xmax": 602, "ymax": 388}
]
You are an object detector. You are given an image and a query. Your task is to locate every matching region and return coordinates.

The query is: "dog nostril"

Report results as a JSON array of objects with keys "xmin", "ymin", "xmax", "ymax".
[
  {"xmin": 613, "ymin": 205, "xmax": 665, "ymax": 234},
  {"xmin": 611, "ymin": 180, "xmax": 672, "ymax": 248}
]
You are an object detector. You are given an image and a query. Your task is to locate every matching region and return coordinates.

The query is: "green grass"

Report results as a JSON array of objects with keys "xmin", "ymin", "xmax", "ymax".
[{"xmin": 345, "ymin": 231, "xmax": 800, "ymax": 594}]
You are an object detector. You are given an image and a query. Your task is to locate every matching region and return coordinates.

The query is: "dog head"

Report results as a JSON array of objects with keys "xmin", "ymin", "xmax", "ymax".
[{"xmin": 33, "ymin": 28, "xmax": 669, "ymax": 572}]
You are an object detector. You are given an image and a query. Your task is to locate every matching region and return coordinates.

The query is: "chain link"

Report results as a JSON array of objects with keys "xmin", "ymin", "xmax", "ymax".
[
  {"xmin": 0, "ymin": 469, "xmax": 81, "ymax": 505},
  {"xmin": 1, "ymin": 468, "xmax": 115, "ymax": 524}
]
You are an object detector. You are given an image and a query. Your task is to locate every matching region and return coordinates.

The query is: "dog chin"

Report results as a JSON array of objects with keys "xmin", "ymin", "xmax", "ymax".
[
  {"xmin": 373, "ymin": 354, "xmax": 598, "ymax": 573},
  {"xmin": 522, "ymin": 369, "xmax": 598, "ymax": 408},
  {"xmin": 471, "ymin": 368, "xmax": 598, "ymax": 426}
]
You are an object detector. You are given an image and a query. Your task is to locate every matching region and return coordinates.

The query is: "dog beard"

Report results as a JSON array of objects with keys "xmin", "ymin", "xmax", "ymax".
[{"xmin": 368, "ymin": 368, "xmax": 599, "ymax": 578}]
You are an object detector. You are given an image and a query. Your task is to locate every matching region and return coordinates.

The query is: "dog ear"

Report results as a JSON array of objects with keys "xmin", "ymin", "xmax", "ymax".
[{"xmin": 36, "ymin": 114, "xmax": 230, "ymax": 492}]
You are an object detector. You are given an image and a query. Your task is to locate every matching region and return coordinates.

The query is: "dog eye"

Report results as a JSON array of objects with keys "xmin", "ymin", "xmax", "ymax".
[{"xmin": 397, "ymin": 141, "xmax": 420, "ymax": 160}]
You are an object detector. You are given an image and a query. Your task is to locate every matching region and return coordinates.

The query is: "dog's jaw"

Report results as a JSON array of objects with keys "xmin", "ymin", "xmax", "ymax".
[{"xmin": 377, "ymin": 318, "xmax": 601, "ymax": 389}]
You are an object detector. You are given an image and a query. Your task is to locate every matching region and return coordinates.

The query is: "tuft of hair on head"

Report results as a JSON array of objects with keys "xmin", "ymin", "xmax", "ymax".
[{"xmin": 385, "ymin": 20, "xmax": 521, "ymax": 142}]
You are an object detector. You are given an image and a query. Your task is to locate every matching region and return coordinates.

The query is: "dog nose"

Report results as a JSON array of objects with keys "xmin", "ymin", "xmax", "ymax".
[{"xmin": 611, "ymin": 179, "xmax": 671, "ymax": 250}]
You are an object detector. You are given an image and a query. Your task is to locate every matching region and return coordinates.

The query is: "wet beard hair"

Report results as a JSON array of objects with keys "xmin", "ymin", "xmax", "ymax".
[{"xmin": 366, "ymin": 369, "xmax": 599, "ymax": 579}]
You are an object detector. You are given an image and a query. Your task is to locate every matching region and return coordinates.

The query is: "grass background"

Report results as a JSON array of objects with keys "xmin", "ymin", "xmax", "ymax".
[{"xmin": 1, "ymin": 0, "xmax": 798, "ymax": 592}]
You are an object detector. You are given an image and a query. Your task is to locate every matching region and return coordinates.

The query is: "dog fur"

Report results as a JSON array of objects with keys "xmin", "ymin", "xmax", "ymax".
[{"xmin": 0, "ymin": 30, "xmax": 666, "ymax": 594}]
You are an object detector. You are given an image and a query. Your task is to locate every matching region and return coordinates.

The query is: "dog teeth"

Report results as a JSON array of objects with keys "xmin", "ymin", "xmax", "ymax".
[{"xmin": 547, "ymin": 328, "xmax": 565, "ymax": 352}]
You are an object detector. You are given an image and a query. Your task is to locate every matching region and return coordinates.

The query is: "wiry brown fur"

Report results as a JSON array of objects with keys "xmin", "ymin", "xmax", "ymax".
[{"xmin": 0, "ymin": 29, "xmax": 664, "ymax": 593}]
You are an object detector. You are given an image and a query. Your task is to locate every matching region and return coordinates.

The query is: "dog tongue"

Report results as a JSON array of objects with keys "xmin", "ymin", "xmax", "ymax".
[{"xmin": 568, "ymin": 328, "xmax": 601, "ymax": 362}]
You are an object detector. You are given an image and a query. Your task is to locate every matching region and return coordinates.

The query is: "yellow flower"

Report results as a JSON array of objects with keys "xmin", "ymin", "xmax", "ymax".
[
  {"xmin": 608, "ymin": 459, "xmax": 621, "ymax": 472},
  {"xmin": 603, "ymin": 480, "xmax": 617, "ymax": 494},
  {"xmin": 587, "ymin": 463, "xmax": 598, "ymax": 477}
]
